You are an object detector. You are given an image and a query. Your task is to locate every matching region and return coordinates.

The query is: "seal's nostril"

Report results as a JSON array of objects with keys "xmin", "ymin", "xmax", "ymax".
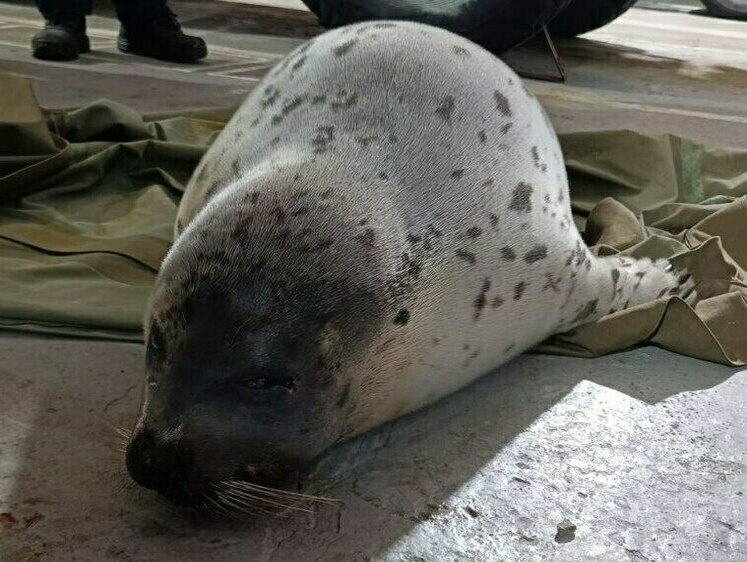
[{"xmin": 126, "ymin": 430, "xmax": 158, "ymax": 489}]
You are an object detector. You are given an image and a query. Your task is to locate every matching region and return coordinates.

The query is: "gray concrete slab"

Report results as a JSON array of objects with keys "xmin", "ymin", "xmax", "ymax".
[
  {"xmin": 1, "ymin": 1, "xmax": 747, "ymax": 560},
  {"xmin": 1, "ymin": 335, "xmax": 744, "ymax": 561}
]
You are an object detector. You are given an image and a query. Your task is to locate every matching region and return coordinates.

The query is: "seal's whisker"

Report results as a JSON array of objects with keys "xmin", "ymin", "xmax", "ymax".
[
  {"xmin": 222, "ymin": 489, "xmax": 292, "ymax": 515},
  {"xmin": 214, "ymin": 489, "xmax": 271, "ymax": 517},
  {"xmin": 204, "ymin": 493, "xmax": 232, "ymax": 516},
  {"xmin": 222, "ymin": 481, "xmax": 314, "ymax": 508},
  {"xmin": 213, "ymin": 490, "xmax": 250, "ymax": 514},
  {"xmin": 234, "ymin": 480, "xmax": 340, "ymax": 504},
  {"xmin": 116, "ymin": 425, "xmax": 132, "ymax": 437},
  {"xmin": 218, "ymin": 484, "xmax": 307, "ymax": 514},
  {"xmin": 229, "ymin": 317, "xmax": 254, "ymax": 349}
]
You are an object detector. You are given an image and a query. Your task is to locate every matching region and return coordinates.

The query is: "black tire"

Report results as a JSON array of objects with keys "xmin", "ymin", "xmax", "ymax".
[
  {"xmin": 548, "ymin": 0, "xmax": 638, "ymax": 38},
  {"xmin": 701, "ymin": 0, "xmax": 747, "ymax": 19},
  {"xmin": 300, "ymin": 0, "xmax": 573, "ymax": 54}
]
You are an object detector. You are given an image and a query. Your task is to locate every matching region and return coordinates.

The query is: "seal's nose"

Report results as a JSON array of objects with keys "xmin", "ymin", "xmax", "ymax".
[
  {"xmin": 126, "ymin": 429, "xmax": 193, "ymax": 502},
  {"xmin": 126, "ymin": 429, "xmax": 158, "ymax": 489}
]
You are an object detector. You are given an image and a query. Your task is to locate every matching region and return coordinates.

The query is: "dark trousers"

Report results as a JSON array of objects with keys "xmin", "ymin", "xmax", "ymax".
[{"xmin": 36, "ymin": 0, "xmax": 169, "ymax": 27}]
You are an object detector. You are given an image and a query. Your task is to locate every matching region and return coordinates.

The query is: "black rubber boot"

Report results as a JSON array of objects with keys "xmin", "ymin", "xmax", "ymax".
[
  {"xmin": 117, "ymin": 8, "xmax": 207, "ymax": 64},
  {"xmin": 31, "ymin": 16, "xmax": 90, "ymax": 61}
]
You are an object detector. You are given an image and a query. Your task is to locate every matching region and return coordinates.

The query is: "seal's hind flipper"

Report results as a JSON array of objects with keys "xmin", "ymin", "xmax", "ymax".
[{"xmin": 557, "ymin": 255, "xmax": 696, "ymax": 332}]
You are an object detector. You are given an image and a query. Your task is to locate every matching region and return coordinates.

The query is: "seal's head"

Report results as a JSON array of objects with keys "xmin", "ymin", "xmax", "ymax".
[{"xmin": 125, "ymin": 187, "xmax": 387, "ymax": 507}]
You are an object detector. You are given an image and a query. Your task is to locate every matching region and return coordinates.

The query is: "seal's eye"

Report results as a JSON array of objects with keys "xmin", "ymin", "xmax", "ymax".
[
  {"xmin": 244, "ymin": 377, "xmax": 295, "ymax": 393},
  {"xmin": 147, "ymin": 325, "xmax": 166, "ymax": 363}
]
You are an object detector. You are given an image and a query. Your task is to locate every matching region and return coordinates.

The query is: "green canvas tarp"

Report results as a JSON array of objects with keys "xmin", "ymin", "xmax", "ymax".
[{"xmin": 1, "ymin": 71, "xmax": 745, "ymax": 364}]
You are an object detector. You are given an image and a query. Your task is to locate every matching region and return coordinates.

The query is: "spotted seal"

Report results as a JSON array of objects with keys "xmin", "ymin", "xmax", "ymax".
[{"xmin": 125, "ymin": 21, "xmax": 693, "ymax": 507}]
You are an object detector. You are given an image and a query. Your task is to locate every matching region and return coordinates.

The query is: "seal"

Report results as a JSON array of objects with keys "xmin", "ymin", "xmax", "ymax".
[{"xmin": 125, "ymin": 21, "xmax": 694, "ymax": 508}]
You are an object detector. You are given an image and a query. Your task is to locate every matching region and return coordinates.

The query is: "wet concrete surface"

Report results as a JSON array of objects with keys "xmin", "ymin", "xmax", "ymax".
[{"xmin": 1, "ymin": 1, "xmax": 746, "ymax": 560}]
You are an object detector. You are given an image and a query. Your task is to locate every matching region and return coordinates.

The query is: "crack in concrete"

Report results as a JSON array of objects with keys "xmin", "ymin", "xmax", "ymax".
[{"xmin": 103, "ymin": 383, "xmax": 138, "ymax": 414}]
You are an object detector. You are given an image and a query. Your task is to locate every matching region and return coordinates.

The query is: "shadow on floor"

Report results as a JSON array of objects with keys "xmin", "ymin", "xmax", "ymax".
[{"xmin": 0, "ymin": 335, "xmax": 737, "ymax": 560}]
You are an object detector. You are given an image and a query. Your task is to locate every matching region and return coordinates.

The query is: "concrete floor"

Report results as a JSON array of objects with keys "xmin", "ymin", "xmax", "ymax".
[{"xmin": 1, "ymin": 1, "xmax": 747, "ymax": 560}]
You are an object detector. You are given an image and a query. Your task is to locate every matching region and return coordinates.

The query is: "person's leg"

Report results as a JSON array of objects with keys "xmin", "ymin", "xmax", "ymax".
[
  {"xmin": 113, "ymin": 0, "xmax": 207, "ymax": 63},
  {"xmin": 31, "ymin": 0, "xmax": 93, "ymax": 60}
]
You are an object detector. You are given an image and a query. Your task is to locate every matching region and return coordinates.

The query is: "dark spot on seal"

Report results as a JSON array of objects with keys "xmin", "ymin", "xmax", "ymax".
[
  {"xmin": 463, "ymin": 347, "xmax": 481, "ymax": 368},
  {"xmin": 524, "ymin": 245, "xmax": 548, "ymax": 264},
  {"xmin": 543, "ymin": 273, "xmax": 561, "ymax": 293},
  {"xmin": 514, "ymin": 281, "xmax": 528, "ymax": 301},
  {"xmin": 435, "ymin": 96, "xmax": 455, "ymax": 124},
  {"xmin": 509, "ymin": 182, "xmax": 533, "ymax": 213},
  {"xmin": 466, "ymin": 227, "xmax": 481, "ymax": 239},
  {"xmin": 271, "ymin": 207, "xmax": 286, "ymax": 224},
  {"xmin": 330, "ymin": 90, "xmax": 358, "ymax": 110},
  {"xmin": 456, "ymin": 250, "xmax": 476, "ymax": 265},
  {"xmin": 359, "ymin": 218, "xmax": 369, "ymax": 226},
  {"xmin": 492, "ymin": 295, "xmax": 504, "ymax": 308},
  {"xmin": 501, "ymin": 123, "xmax": 513, "ymax": 134},
  {"xmin": 427, "ymin": 224, "xmax": 443, "ymax": 238},
  {"xmin": 394, "ymin": 309, "xmax": 410, "ymax": 325},
  {"xmin": 378, "ymin": 172, "xmax": 389, "ymax": 180},
  {"xmin": 300, "ymin": 238, "xmax": 334, "ymax": 253},
  {"xmin": 493, "ymin": 91, "xmax": 512, "ymax": 117},
  {"xmin": 259, "ymin": 85, "xmax": 280, "ymax": 109},
  {"xmin": 312, "ymin": 126, "xmax": 335, "ymax": 153},
  {"xmin": 355, "ymin": 135, "xmax": 379, "ymax": 148},
  {"xmin": 355, "ymin": 228, "xmax": 375, "ymax": 248},
  {"xmin": 336, "ymin": 382, "xmax": 351, "ymax": 408},
  {"xmin": 473, "ymin": 278, "xmax": 491, "ymax": 321},
  {"xmin": 572, "ymin": 299, "xmax": 598, "ymax": 324},
  {"xmin": 275, "ymin": 228, "xmax": 291, "ymax": 241},
  {"xmin": 270, "ymin": 136, "xmax": 281, "ymax": 146},
  {"xmin": 320, "ymin": 188, "xmax": 334, "ymax": 199},
  {"xmin": 292, "ymin": 207, "xmax": 308, "ymax": 217},
  {"xmin": 333, "ymin": 38, "xmax": 358, "ymax": 56},
  {"xmin": 407, "ymin": 233, "xmax": 422, "ymax": 244},
  {"xmin": 541, "ymin": 164, "xmax": 548, "ymax": 173},
  {"xmin": 271, "ymin": 95, "xmax": 307, "ymax": 125},
  {"xmin": 250, "ymin": 193, "xmax": 260, "ymax": 204},
  {"xmin": 482, "ymin": 178, "xmax": 494, "ymax": 187},
  {"xmin": 291, "ymin": 55, "xmax": 307, "ymax": 72},
  {"xmin": 432, "ymin": 338, "xmax": 440, "ymax": 346},
  {"xmin": 611, "ymin": 268, "xmax": 620, "ymax": 288},
  {"xmin": 398, "ymin": 252, "xmax": 422, "ymax": 279},
  {"xmin": 451, "ymin": 169, "xmax": 465, "ymax": 179},
  {"xmin": 489, "ymin": 214, "xmax": 499, "ymax": 230},
  {"xmin": 657, "ymin": 287, "xmax": 668, "ymax": 298},
  {"xmin": 453, "ymin": 45, "xmax": 471, "ymax": 57},
  {"xmin": 478, "ymin": 130, "xmax": 487, "ymax": 144},
  {"xmin": 634, "ymin": 271, "xmax": 646, "ymax": 289},
  {"xmin": 501, "ymin": 247, "xmax": 516, "ymax": 261},
  {"xmin": 311, "ymin": 94, "xmax": 326, "ymax": 105},
  {"xmin": 531, "ymin": 146, "xmax": 540, "ymax": 165},
  {"xmin": 231, "ymin": 160, "xmax": 241, "ymax": 177}
]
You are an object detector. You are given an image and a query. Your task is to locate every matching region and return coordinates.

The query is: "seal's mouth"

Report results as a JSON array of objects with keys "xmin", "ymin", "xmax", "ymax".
[{"xmin": 122, "ymin": 427, "xmax": 337, "ymax": 515}]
